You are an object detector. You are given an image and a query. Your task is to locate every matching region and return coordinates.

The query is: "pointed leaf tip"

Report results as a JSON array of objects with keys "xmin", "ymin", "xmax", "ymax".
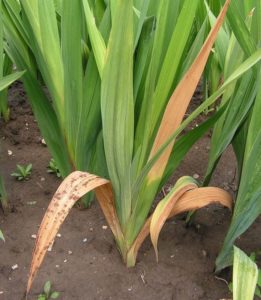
[{"xmin": 27, "ymin": 171, "xmax": 109, "ymax": 295}]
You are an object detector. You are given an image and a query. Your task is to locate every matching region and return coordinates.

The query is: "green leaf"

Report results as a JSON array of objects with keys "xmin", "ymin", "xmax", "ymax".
[
  {"xmin": 50, "ymin": 291, "xmax": 60, "ymax": 299},
  {"xmin": 216, "ymin": 72, "xmax": 261, "ymax": 271},
  {"xmin": 26, "ymin": 164, "xmax": 32, "ymax": 173},
  {"xmin": 82, "ymin": 0, "xmax": 106, "ymax": 76},
  {"xmin": 101, "ymin": 0, "xmax": 134, "ymax": 227},
  {"xmin": 257, "ymin": 270, "xmax": 261, "ymax": 287},
  {"xmin": 133, "ymin": 0, "xmax": 150, "ymax": 50},
  {"xmin": 0, "ymin": 71, "xmax": 25, "ymax": 91},
  {"xmin": 37, "ymin": 294, "xmax": 46, "ymax": 300},
  {"xmin": 225, "ymin": 0, "xmax": 256, "ymax": 57},
  {"xmin": 233, "ymin": 246, "xmax": 258, "ymax": 300},
  {"xmin": 62, "ymin": 0, "xmax": 83, "ymax": 164},
  {"xmin": 44, "ymin": 281, "xmax": 51, "ymax": 296},
  {"xmin": 0, "ymin": 229, "xmax": 4, "ymax": 242},
  {"xmin": 204, "ymin": 70, "xmax": 258, "ymax": 184}
]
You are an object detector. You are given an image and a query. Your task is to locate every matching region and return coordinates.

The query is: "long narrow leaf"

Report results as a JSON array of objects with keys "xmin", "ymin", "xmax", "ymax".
[
  {"xmin": 101, "ymin": 1, "xmax": 134, "ymax": 227},
  {"xmin": 148, "ymin": 0, "xmax": 231, "ymax": 181},
  {"xmin": 27, "ymin": 172, "xmax": 110, "ymax": 294}
]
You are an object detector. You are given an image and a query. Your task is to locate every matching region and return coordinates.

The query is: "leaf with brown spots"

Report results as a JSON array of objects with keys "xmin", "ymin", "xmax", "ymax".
[{"xmin": 26, "ymin": 171, "xmax": 117, "ymax": 294}]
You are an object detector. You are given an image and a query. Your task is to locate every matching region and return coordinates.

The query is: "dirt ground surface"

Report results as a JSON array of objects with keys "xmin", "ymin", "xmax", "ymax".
[{"xmin": 0, "ymin": 82, "xmax": 260, "ymax": 300}]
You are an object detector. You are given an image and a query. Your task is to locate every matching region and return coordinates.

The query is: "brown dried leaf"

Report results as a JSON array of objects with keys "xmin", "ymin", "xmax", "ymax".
[
  {"xmin": 148, "ymin": 0, "xmax": 231, "ymax": 180},
  {"xmin": 95, "ymin": 183, "xmax": 125, "ymax": 247},
  {"xmin": 27, "ymin": 171, "xmax": 110, "ymax": 294},
  {"xmin": 128, "ymin": 187, "xmax": 232, "ymax": 265},
  {"xmin": 150, "ymin": 178, "xmax": 197, "ymax": 261},
  {"xmin": 169, "ymin": 187, "xmax": 233, "ymax": 218},
  {"xmin": 150, "ymin": 186, "xmax": 232, "ymax": 261}
]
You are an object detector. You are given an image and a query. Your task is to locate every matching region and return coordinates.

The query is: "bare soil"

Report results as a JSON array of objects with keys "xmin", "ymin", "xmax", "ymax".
[{"xmin": 0, "ymin": 82, "xmax": 260, "ymax": 300}]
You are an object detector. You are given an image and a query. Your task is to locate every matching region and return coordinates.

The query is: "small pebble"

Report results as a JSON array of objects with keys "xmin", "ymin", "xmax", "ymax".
[
  {"xmin": 7, "ymin": 150, "xmax": 12, "ymax": 156},
  {"xmin": 102, "ymin": 225, "xmax": 108, "ymax": 230},
  {"xmin": 41, "ymin": 138, "xmax": 46, "ymax": 145},
  {"xmin": 83, "ymin": 238, "xmax": 88, "ymax": 243},
  {"xmin": 0, "ymin": 291, "xmax": 3, "ymax": 295},
  {"xmin": 55, "ymin": 265, "xmax": 60, "ymax": 268},
  {"xmin": 193, "ymin": 173, "xmax": 200, "ymax": 179},
  {"xmin": 128, "ymin": 287, "xmax": 132, "ymax": 292},
  {"xmin": 57, "ymin": 233, "xmax": 61, "ymax": 238},
  {"xmin": 202, "ymin": 250, "xmax": 207, "ymax": 257},
  {"xmin": 170, "ymin": 254, "xmax": 175, "ymax": 258},
  {"xmin": 31, "ymin": 234, "xmax": 37, "ymax": 239},
  {"xmin": 68, "ymin": 250, "xmax": 73, "ymax": 255},
  {"xmin": 89, "ymin": 227, "xmax": 93, "ymax": 231},
  {"xmin": 63, "ymin": 259, "xmax": 67, "ymax": 263},
  {"xmin": 11, "ymin": 264, "xmax": 18, "ymax": 270},
  {"xmin": 40, "ymin": 177, "xmax": 45, "ymax": 182},
  {"xmin": 48, "ymin": 241, "xmax": 54, "ymax": 252}
]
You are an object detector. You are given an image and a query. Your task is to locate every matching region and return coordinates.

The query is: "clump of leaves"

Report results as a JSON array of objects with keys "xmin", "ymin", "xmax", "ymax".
[
  {"xmin": 11, "ymin": 164, "xmax": 32, "ymax": 181},
  {"xmin": 37, "ymin": 281, "xmax": 60, "ymax": 300},
  {"xmin": 47, "ymin": 159, "xmax": 61, "ymax": 178}
]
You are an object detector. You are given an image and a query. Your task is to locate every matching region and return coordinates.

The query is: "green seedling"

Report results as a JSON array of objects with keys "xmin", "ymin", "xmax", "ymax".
[
  {"xmin": 11, "ymin": 164, "xmax": 32, "ymax": 181},
  {"xmin": 47, "ymin": 159, "xmax": 61, "ymax": 178},
  {"xmin": 0, "ymin": 229, "xmax": 4, "ymax": 242},
  {"xmin": 37, "ymin": 281, "xmax": 60, "ymax": 300},
  {"xmin": 0, "ymin": 174, "xmax": 9, "ymax": 213}
]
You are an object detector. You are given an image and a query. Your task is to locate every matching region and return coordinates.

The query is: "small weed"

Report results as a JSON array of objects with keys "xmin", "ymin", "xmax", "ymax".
[
  {"xmin": 47, "ymin": 159, "xmax": 61, "ymax": 178},
  {"xmin": 37, "ymin": 281, "xmax": 60, "ymax": 300},
  {"xmin": 0, "ymin": 229, "xmax": 4, "ymax": 242},
  {"xmin": 11, "ymin": 164, "xmax": 32, "ymax": 181}
]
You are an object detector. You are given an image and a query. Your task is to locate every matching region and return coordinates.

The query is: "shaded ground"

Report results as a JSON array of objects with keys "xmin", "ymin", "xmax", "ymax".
[{"xmin": 0, "ymin": 82, "xmax": 260, "ymax": 300}]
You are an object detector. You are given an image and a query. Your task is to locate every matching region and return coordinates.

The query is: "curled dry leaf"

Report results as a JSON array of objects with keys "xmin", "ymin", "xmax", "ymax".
[
  {"xmin": 26, "ymin": 171, "xmax": 111, "ymax": 294},
  {"xmin": 150, "ymin": 186, "xmax": 232, "ymax": 261},
  {"xmin": 150, "ymin": 176, "xmax": 197, "ymax": 261},
  {"xmin": 127, "ymin": 185, "xmax": 232, "ymax": 266},
  {"xmin": 169, "ymin": 187, "xmax": 233, "ymax": 217}
]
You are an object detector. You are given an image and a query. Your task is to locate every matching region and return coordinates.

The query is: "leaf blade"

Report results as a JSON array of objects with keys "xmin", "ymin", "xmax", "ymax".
[{"xmin": 27, "ymin": 171, "xmax": 109, "ymax": 294}]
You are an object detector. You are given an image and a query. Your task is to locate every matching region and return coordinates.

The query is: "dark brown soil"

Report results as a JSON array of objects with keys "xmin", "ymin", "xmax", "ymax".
[{"xmin": 0, "ymin": 83, "xmax": 260, "ymax": 300}]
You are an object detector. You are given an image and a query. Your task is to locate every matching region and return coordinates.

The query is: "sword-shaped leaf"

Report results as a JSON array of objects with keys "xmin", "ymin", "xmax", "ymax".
[
  {"xmin": 27, "ymin": 172, "xmax": 110, "ymax": 294},
  {"xmin": 148, "ymin": 0, "xmax": 231, "ymax": 181}
]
